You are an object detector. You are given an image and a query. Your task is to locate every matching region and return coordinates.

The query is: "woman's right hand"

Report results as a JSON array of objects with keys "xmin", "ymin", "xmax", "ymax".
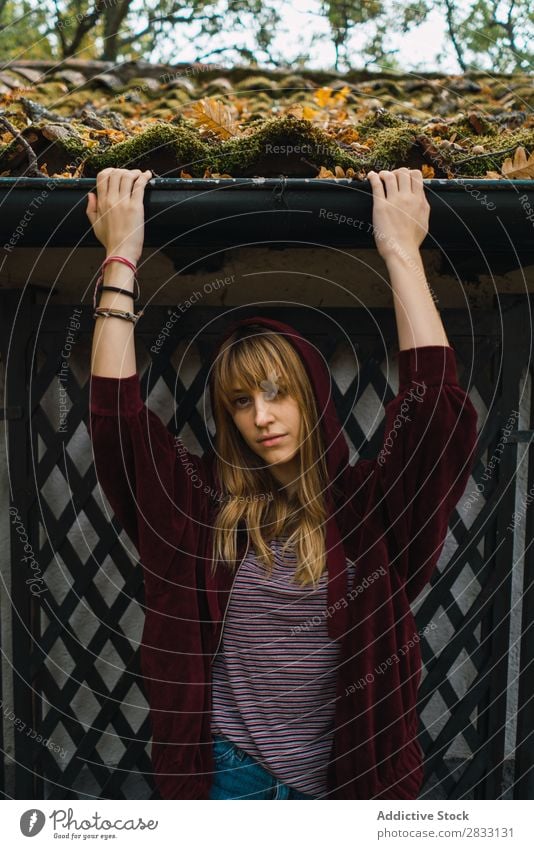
[{"xmin": 86, "ymin": 167, "xmax": 152, "ymax": 263}]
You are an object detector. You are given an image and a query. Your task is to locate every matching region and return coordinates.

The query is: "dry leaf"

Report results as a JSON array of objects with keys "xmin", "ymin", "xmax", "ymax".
[
  {"xmin": 422, "ymin": 164, "xmax": 435, "ymax": 178},
  {"xmin": 314, "ymin": 87, "xmax": 334, "ymax": 108},
  {"xmin": 179, "ymin": 169, "xmax": 193, "ymax": 179},
  {"xmin": 287, "ymin": 105, "xmax": 303, "ymax": 119},
  {"xmin": 186, "ymin": 97, "xmax": 238, "ymax": 139},
  {"xmin": 334, "ymin": 85, "xmax": 351, "ymax": 103},
  {"xmin": 501, "ymin": 146, "xmax": 534, "ymax": 179},
  {"xmin": 302, "ymin": 105, "xmax": 319, "ymax": 121},
  {"xmin": 467, "ymin": 113, "xmax": 486, "ymax": 135},
  {"xmin": 288, "ymin": 103, "xmax": 320, "ymax": 121}
]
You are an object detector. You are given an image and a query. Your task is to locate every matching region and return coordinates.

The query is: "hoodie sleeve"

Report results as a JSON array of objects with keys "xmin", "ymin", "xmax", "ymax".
[
  {"xmin": 354, "ymin": 345, "xmax": 478, "ymax": 604},
  {"xmin": 88, "ymin": 371, "xmax": 201, "ymax": 586}
]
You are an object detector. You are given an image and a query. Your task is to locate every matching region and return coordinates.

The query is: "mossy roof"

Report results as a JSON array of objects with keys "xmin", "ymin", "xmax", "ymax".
[{"xmin": 0, "ymin": 59, "xmax": 532, "ymax": 179}]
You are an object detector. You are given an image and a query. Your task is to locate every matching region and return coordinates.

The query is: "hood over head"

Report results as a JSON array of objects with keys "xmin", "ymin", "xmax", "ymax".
[{"xmin": 206, "ymin": 314, "xmax": 352, "ymax": 641}]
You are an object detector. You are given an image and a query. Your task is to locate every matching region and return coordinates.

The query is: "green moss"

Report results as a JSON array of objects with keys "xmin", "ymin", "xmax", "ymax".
[
  {"xmin": 82, "ymin": 122, "xmax": 211, "ymax": 176},
  {"xmin": 506, "ymin": 86, "xmax": 534, "ymax": 108},
  {"xmin": 107, "ymin": 102, "xmax": 143, "ymax": 119},
  {"xmin": 162, "ymin": 89, "xmax": 193, "ymax": 106},
  {"xmin": 448, "ymin": 112, "xmax": 498, "ymax": 137},
  {"xmin": 243, "ymin": 92, "xmax": 274, "ymax": 108},
  {"xmin": 212, "ymin": 115, "xmax": 362, "ymax": 176},
  {"xmin": 234, "ymin": 75, "xmax": 280, "ymax": 95},
  {"xmin": 0, "ymin": 121, "xmax": 87, "ymax": 160},
  {"xmin": 277, "ymin": 74, "xmax": 313, "ymax": 93},
  {"xmin": 448, "ymin": 127, "xmax": 534, "ymax": 176},
  {"xmin": 365, "ymin": 126, "xmax": 419, "ymax": 170},
  {"xmin": 368, "ymin": 80, "xmax": 403, "ymax": 97},
  {"xmin": 33, "ymin": 81, "xmax": 69, "ymax": 99},
  {"xmin": 489, "ymin": 82, "xmax": 514, "ymax": 99},
  {"xmin": 356, "ymin": 110, "xmax": 409, "ymax": 139},
  {"xmin": 285, "ymin": 91, "xmax": 313, "ymax": 104}
]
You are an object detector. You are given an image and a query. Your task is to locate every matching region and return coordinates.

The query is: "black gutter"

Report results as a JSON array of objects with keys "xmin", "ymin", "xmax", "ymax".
[{"xmin": 0, "ymin": 177, "xmax": 533, "ymax": 257}]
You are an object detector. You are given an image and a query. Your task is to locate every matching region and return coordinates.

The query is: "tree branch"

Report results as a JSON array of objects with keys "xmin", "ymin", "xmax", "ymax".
[{"xmin": 443, "ymin": 0, "xmax": 467, "ymax": 72}]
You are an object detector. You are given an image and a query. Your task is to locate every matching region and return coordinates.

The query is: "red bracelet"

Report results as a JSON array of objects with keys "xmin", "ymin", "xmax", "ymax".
[{"xmin": 93, "ymin": 255, "xmax": 138, "ymax": 310}]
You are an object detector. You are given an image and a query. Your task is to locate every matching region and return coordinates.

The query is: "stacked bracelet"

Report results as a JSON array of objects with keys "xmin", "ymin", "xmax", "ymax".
[
  {"xmin": 93, "ymin": 306, "xmax": 144, "ymax": 325},
  {"xmin": 93, "ymin": 254, "xmax": 139, "ymax": 310},
  {"xmin": 96, "ymin": 283, "xmax": 140, "ymax": 300}
]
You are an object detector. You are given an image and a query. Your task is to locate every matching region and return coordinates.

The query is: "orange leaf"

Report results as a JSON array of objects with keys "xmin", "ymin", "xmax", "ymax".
[
  {"xmin": 302, "ymin": 105, "xmax": 319, "ymax": 121},
  {"xmin": 314, "ymin": 87, "xmax": 334, "ymax": 108},
  {"xmin": 421, "ymin": 164, "xmax": 435, "ymax": 178},
  {"xmin": 334, "ymin": 85, "xmax": 351, "ymax": 103},
  {"xmin": 186, "ymin": 97, "xmax": 239, "ymax": 139}
]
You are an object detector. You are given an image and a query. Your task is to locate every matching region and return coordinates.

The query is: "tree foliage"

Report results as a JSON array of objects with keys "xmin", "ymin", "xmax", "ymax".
[
  {"xmin": 437, "ymin": 0, "xmax": 534, "ymax": 72},
  {"xmin": 0, "ymin": 0, "xmax": 531, "ymax": 71}
]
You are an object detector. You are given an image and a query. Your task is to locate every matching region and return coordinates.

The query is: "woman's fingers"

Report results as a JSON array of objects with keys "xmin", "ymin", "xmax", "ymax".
[
  {"xmin": 370, "ymin": 166, "xmax": 425, "ymax": 196},
  {"xmin": 131, "ymin": 170, "xmax": 152, "ymax": 203},
  {"xmin": 97, "ymin": 168, "xmax": 139, "ymax": 209},
  {"xmin": 107, "ymin": 169, "xmax": 124, "ymax": 206},
  {"xmin": 367, "ymin": 170, "xmax": 385, "ymax": 198},
  {"xmin": 396, "ymin": 167, "xmax": 412, "ymax": 193},
  {"xmin": 96, "ymin": 167, "xmax": 111, "ymax": 204},
  {"xmin": 379, "ymin": 170, "xmax": 398, "ymax": 197},
  {"xmin": 127, "ymin": 169, "xmax": 146, "ymax": 197},
  {"xmin": 85, "ymin": 191, "xmax": 97, "ymax": 224},
  {"xmin": 121, "ymin": 168, "xmax": 142, "ymax": 197},
  {"xmin": 410, "ymin": 168, "xmax": 423, "ymax": 188}
]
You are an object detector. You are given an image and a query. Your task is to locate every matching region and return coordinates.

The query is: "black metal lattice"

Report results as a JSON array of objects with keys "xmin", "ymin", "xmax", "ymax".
[{"xmin": 2, "ymin": 289, "xmax": 533, "ymax": 800}]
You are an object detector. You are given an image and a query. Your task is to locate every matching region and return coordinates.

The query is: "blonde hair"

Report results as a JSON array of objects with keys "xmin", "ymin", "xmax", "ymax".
[{"xmin": 210, "ymin": 324, "xmax": 329, "ymax": 587}]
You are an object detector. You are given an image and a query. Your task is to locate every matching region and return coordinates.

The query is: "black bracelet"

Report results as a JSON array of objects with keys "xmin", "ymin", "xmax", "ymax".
[{"xmin": 96, "ymin": 284, "xmax": 138, "ymax": 300}]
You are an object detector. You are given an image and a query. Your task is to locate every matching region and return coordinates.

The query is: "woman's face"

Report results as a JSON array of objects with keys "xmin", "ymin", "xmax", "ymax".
[{"xmin": 228, "ymin": 381, "xmax": 302, "ymax": 489}]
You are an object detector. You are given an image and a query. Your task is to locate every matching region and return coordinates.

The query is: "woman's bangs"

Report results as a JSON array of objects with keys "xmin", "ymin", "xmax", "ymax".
[{"xmin": 219, "ymin": 336, "xmax": 293, "ymax": 402}]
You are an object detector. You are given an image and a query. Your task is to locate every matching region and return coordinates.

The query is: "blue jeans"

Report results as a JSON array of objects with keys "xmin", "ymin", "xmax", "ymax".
[{"xmin": 209, "ymin": 734, "xmax": 316, "ymax": 799}]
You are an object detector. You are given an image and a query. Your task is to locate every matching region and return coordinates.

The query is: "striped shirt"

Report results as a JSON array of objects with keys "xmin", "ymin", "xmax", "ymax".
[{"xmin": 211, "ymin": 536, "xmax": 355, "ymax": 797}]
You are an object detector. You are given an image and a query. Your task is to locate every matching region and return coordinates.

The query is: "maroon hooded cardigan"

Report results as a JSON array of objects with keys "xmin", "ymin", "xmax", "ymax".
[{"xmin": 89, "ymin": 316, "xmax": 478, "ymax": 799}]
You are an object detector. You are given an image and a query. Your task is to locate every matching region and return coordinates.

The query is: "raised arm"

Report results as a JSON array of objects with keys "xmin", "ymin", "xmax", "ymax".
[
  {"xmin": 367, "ymin": 166, "xmax": 448, "ymax": 350},
  {"xmin": 337, "ymin": 171, "xmax": 478, "ymax": 602},
  {"xmin": 86, "ymin": 168, "xmax": 206, "ymax": 595},
  {"xmin": 87, "ymin": 167, "xmax": 152, "ymax": 377}
]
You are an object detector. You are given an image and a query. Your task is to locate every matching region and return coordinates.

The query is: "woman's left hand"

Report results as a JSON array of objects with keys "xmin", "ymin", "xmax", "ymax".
[{"xmin": 367, "ymin": 167, "xmax": 430, "ymax": 262}]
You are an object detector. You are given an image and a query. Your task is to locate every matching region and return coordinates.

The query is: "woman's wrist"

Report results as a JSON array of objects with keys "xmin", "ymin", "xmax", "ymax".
[
  {"xmin": 102, "ymin": 262, "xmax": 136, "ymax": 285},
  {"xmin": 106, "ymin": 249, "xmax": 139, "ymax": 264},
  {"xmin": 381, "ymin": 244, "xmax": 422, "ymax": 268}
]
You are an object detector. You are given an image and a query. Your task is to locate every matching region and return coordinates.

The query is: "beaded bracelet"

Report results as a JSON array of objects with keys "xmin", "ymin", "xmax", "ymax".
[{"xmin": 93, "ymin": 306, "xmax": 144, "ymax": 325}]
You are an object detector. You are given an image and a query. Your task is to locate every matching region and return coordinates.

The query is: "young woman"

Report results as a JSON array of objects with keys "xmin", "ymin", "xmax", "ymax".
[{"xmin": 87, "ymin": 167, "xmax": 478, "ymax": 800}]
